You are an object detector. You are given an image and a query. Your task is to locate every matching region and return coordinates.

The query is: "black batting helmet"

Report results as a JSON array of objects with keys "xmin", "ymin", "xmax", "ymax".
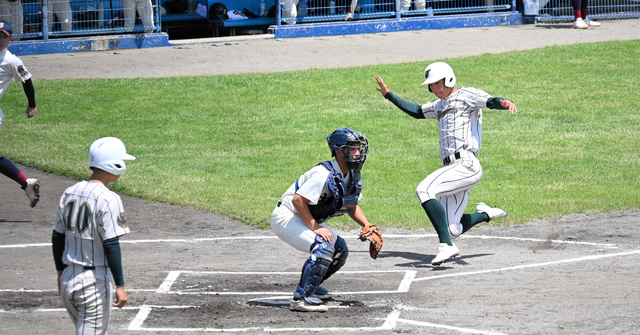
[{"xmin": 209, "ymin": 2, "xmax": 229, "ymax": 20}]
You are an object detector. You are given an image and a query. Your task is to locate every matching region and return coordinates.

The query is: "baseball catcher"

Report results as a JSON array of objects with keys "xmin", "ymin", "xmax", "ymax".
[{"xmin": 271, "ymin": 127, "xmax": 377, "ymax": 312}]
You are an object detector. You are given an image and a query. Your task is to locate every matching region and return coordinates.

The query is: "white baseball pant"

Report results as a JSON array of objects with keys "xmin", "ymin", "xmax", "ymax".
[
  {"xmin": 0, "ymin": 0, "xmax": 23, "ymax": 36},
  {"xmin": 60, "ymin": 265, "xmax": 114, "ymax": 335},
  {"xmin": 120, "ymin": 0, "xmax": 155, "ymax": 31},
  {"xmin": 47, "ymin": 0, "xmax": 73, "ymax": 32},
  {"xmin": 416, "ymin": 152, "xmax": 483, "ymax": 237},
  {"xmin": 401, "ymin": 0, "xmax": 426, "ymax": 11},
  {"xmin": 271, "ymin": 205, "xmax": 337, "ymax": 253}
]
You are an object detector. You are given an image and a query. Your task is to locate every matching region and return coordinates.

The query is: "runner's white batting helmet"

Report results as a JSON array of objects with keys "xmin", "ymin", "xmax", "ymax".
[
  {"xmin": 89, "ymin": 137, "xmax": 136, "ymax": 176},
  {"xmin": 422, "ymin": 62, "xmax": 456, "ymax": 92}
]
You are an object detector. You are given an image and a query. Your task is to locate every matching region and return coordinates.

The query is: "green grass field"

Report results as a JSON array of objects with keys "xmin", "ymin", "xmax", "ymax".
[{"xmin": 1, "ymin": 40, "xmax": 639, "ymax": 229}]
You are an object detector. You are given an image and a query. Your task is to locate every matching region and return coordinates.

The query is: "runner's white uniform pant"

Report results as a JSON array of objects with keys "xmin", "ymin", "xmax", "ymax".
[
  {"xmin": 60, "ymin": 265, "xmax": 114, "ymax": 335},
  {"xmin": 271, "ymin": 204, "xmax": 337, "ymax": 253},
  {"xmin": 416, "ymin": 152, "xmax": 483, "ymax": 235}
]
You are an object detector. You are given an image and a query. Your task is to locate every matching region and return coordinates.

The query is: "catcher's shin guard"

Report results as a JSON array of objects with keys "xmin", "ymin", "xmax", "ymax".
[
  {"xmin": 295, "ymin": 236, "xmax": 334, "ymax": 299},
  {"xmin": 322, "ymin": 236, "xmax": 349, "ymax": 283}
]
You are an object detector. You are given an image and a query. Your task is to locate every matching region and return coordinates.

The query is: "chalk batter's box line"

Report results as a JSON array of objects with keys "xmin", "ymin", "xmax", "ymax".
[
  {"xmin": 128, "ymin": 305, "xmax": 403, "ymax": 332},
  {"xmin": 129, "ymin": 250, "xmax": 640, "ymax": 333},
  {"xmin": 126, "ymin": 270, "xmax": 416, "ymax": 332},
  {"xmin": 0, "ymin": 234, "xmax": 619, "ymax": 249},
  {"xmin": 155, "ymin": 270, "xmax": 417, "ymax": 295}
]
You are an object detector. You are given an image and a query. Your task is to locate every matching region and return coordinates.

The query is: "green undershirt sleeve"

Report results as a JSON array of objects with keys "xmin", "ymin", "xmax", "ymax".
[
  {"xmin": 486, "ymin": 97, "xmax": 511, "ymax": 110},
  {"xmin": 104, "ymin": 237, "xmax": 125, "ymax": 286},
  {"xmin": 52, "ymin": 230, "xmax": 67, "ymax": 271},
  {"xmin": 384, "ymin": 92, "xmax": 425, "ymax": 119}
]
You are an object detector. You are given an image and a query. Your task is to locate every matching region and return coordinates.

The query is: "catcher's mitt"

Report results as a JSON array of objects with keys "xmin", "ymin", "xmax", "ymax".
[{"xmin": 359, "ymin": 224, "xmax": 383, "ymax": 259}]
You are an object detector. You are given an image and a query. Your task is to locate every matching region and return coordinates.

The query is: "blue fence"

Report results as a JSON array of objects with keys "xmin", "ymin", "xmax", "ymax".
[
  {"xmin": 4, "ymin": 0, "xmax": 161, "ymax": 40},
  {"xmin": 3, "ymin": 0, "xmax": 639, "ymax": 40},
  {"xmin": 535, "ymin": 0, "xmax": 640, "ymax": 22},
  {"xmin": 281, "ymin": 0, "xmax": 514, "ymax": 24}
]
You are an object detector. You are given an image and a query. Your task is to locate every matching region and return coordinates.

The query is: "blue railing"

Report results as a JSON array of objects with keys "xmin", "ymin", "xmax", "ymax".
[
  {"xmin": 282, "ymin": 0, "xmax": 513, "ymax": 24},
  {"xmin": 5, "ymin": 0, "xmax": 640, "ymax": 40},
  {"xmin": 535, "ymin": 0, "xmax": 640, "ymax": 22},
  {"xmin": 8, "ymin": 0, "xmax": 161, "ymax": 40}
]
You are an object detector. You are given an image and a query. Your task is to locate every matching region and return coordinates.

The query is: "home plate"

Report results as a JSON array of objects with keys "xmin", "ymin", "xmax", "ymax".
[{"xmin": 247, "ymin": 296, "xmax": 292, "ymax": 308}]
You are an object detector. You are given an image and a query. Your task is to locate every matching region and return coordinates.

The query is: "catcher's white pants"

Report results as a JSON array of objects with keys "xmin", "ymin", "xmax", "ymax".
[
  {"xmin": 271, "ymin": 205, "xmax": 337, "ymax": 253},
  {"xmin": 47, "ymin": 0, "xmax": 73, "ymax": 32},
  {"xmin": 0, "ymin": 0, "xmax": 23, "ymax": 36},
  {"xmin": 416, "ymin": 153, "xmax": 483, "ymax": 232},
  {"xmin": 121, "ymin": 0, "xmax": 154, "ymax": 30},
  {"xmin": 60, "ymin": 265, "xmax": 114, "ymax": 335}
]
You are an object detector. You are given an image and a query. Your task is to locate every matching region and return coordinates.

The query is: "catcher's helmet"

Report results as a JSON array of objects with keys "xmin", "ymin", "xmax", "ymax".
[
  {"xmin": 327, "ymin": 128, "xmax": 369, "ymax": 171},
  {"xmin": 89, "ymin": 137, "xmax": 136, "ymax": 176},
  {"xmin": 421, "ymin": 62, "xmax": 456, "ymax": 92},
  {"xmin": 209, "ymin": 2, "xmax": 229, "ymax": 20}
]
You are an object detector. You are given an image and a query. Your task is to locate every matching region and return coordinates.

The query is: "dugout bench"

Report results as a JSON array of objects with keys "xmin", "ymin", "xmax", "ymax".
[
  {"xmin": 160, "ymin": 0, "xmax": 275, "ymax": 36},
  {"xmin": 210, "ymin": 16, "xmax": 275, "ymax": 36},
  {"xmin": 160, "ymin": 0, "xmax": 215, "ymax": 35},
  {"xmin": 207, "ymin": 0, "xmax": 276, "ymax": 36}
]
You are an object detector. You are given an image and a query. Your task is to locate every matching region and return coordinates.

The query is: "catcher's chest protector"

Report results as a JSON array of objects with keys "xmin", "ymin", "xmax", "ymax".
[{"xmin": 306, "ymin": 161, "xmax": 363, "ymax": 223}]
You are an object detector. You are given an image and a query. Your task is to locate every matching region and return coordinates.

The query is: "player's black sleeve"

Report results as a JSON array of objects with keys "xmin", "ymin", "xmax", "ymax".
[
  {"xmin": 22, "ymin": 79, "xmax": 36, "ymax": 108},
  {"xmin": 486, "ymin": 97, "xmax": 511, "ymax": 110},
  {"xmin": 104, "ymin": 237, "xmax": 125, "ymax": 286},
  {"xmin": 384, "ymin": 92, "xmax": 425, "ymax": 119},
  {"xmin": 52, "ymin": 230, "xmax": 67, "ymax": 271}
]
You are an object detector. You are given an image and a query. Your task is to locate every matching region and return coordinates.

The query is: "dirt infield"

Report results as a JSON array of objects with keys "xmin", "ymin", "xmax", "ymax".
[{"xmin": 2, "ymin": 20, "xmax": 640, "ymax": 334}]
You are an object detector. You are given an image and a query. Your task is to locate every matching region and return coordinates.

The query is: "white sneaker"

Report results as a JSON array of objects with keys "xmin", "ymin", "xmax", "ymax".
[
  {"xmin": 431, "ymin": 243, "xmax": 459, "ymax": 266},
  {"xmin": 345, "ymin": 12, "xmax": 353, "ymax": 21},
  {"xmin": 476, "ymin": 202, "xmax": 507, "ymax": 220},
  {"xmin": 24, "ymin": 178, "xmax": 40, "ymax": 208},
  {"xmin": 573, "ymin": 18, "xmax": 588, "ymax": 29},
  {"xmin": 312, "ymin": 286, "xmax": 332, "ymax": 300},
  {"xmin": 584, "ymin": 18, "xmax": 601, "ymax": 27},
  {"xmin": 290, "ymin": 297, "xmax": 328, "ymax": 312}
]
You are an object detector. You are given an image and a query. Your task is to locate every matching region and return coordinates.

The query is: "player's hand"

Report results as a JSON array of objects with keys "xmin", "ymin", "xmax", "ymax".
[
  {"xmin": 26, "ymin": 107, "xmax": 37, "ymax": 118},
  {"xmin": 500, "ymin": 100, "xmax": 518, "ymax": 114},
  {"xmin": 313, "ymin": 227, "xmax": 333, "ymax": 244},
  {"xmin": 113, "ymin": 286, "xmax": 128, "ymax": 308},
  {"xmin": 376, "ymin": 75, "xmax": 389, "ymax": 96}
]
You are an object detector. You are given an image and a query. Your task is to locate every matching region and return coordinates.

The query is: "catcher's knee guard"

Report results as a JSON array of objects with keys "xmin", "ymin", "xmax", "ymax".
[
  {"xmin": 323, "ymin": 236, "xmax": 349, "ymax": 282},
  {"xmin": 295, "ymin": 236, "xmax": 334, "ymax": 299}
]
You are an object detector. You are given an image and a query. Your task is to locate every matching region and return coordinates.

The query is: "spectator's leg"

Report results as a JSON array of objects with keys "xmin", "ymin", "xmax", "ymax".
[
  {"xmin": 401, "ymin": 0, "xmax": 411, "ymax": 11},
  {"xmin": 572, "ymin": 0, "xmax": 581, "ymax": 20},
  {"xmin": 137, "ymin": 0, "xmax": 155, "ymax": 32},
  {"xmin": 57, "ymin": 0, "xmax": 73, "ymax": 32},
  {"xmin": 9, "ymin": 0, "xmax": 22, "ymax": 36},
  {"xmin": 121, "ymin": 0, "xmax": 137, "ymax": 29},
  {"xmin": 282, "ymin": 0, "xmax": 298, "ymax": 24},
  {"xmin": 580, "ymin": 0, "xmax": 587, "ymax": 19}
]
